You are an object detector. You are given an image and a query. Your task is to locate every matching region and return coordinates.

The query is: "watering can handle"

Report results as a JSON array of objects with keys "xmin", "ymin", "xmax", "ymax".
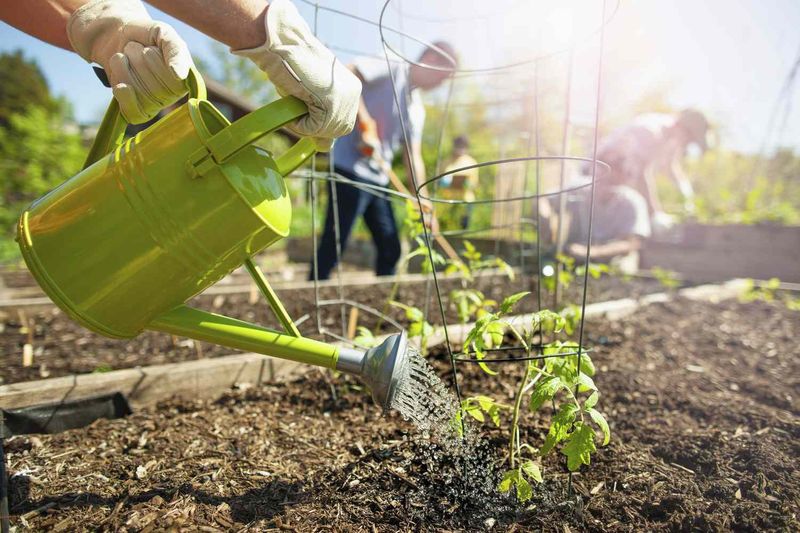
[
  {"xmin": 83, "ymin": 67, "xmax": 207, "ymax": 169},
  {"xmin": 201, "ymin": 96, "xmax": 316, "ymax": 177}
]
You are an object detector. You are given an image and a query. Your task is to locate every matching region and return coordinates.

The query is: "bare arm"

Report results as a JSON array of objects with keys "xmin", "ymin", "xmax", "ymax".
[
  {"xmin": 568, "ymin": 236, "xmax": 641, "ymax": 261},
  {"xmin": 0, "ymin": 0, "xmax": 271, "ymax": 52},
  {"xmin": 665, "ymin": 157, "xmax": 695, "ymax": 212},
  {"xmin": 641, "ymin": 166, "xmax": 663, "ymax": 214},
  {"xmin": 147, "ymin": 0, "xmax": 268, "ymax": 50},
  {"xmin": 0, "ymin": 0, "xmax": 86, "ymax": 50}
]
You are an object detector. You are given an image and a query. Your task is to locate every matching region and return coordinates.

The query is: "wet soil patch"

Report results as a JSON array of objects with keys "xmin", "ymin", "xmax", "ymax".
[{"xmin": 5, "ymin": 298, "xmax": 798, "ymax": 531}]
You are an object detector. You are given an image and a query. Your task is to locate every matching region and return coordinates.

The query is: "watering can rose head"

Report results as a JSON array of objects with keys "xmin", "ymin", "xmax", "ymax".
[{"xmin": 337, "ymin": 332, "xmax": 410, "ymax": 410}]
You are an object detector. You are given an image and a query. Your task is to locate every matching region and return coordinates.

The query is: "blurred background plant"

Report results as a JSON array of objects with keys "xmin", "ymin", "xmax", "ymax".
[{"xmin": 0, "ymin": 50, "xmax": 86, "ymax": 262}]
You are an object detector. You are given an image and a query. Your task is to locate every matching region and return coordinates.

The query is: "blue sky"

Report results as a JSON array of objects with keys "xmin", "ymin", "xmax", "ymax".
[{"xmin": 1, "ymin": 0, "xmax": 798, "ymax": 153}]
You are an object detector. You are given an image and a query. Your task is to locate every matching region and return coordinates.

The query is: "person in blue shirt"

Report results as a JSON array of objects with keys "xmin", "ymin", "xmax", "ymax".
[{"xmin": 313, "ymin": 42, "xmax": 458, "ymax": 280}]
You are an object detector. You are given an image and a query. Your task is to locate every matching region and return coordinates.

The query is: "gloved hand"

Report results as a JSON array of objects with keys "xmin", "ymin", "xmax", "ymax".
[
  {"xmin": 357, "ymin": 116, "xmax": 382, "ymax": 158},
  {"xmin": 232, "ymin": 0, "xmax": 361, "ymax": 151},
  {"xmin": 652, "ymin": 211, "xmax": 676, "ymax": 234},
  {"xmin": 67, "ymin": 0, "xmax": 194, "ymax": 124}
]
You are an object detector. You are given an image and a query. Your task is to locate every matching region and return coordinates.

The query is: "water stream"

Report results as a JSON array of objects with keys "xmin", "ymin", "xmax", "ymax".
[{"xmin": 389, "ymin": 348, "xmax": 505, "ymax": 511}]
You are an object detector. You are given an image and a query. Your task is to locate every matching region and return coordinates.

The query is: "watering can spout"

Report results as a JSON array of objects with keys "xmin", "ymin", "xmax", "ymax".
[
  {"xmin": 150, "ymin": 304, "xmax": 409, "ymax": 410},
  {"xmin": 336, "ymin": 332, "xmax": 409, "ymax": 410}
]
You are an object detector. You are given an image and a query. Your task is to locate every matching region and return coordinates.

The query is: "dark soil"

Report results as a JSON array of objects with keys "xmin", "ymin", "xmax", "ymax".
[
  {"xmin": 1, "ymin": 274, "xmax": 664, "ymax": 385},
  {"xmin": 5, "ymin": 298, "xmax": 799, "ymax": 531}
]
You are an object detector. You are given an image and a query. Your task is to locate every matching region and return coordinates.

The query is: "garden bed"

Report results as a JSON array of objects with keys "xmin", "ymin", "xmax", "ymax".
[
  {"xmin": 1, "ymin": 274, "xmax": 665, "ymax": 385},
  {"xmin": 5, "ymin": 298, "xmax": 798, "ymax": 531}
]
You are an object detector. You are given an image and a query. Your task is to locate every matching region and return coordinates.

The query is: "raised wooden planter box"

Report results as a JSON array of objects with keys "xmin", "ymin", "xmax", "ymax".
[{"xmin": 641, "ymin": 223, "xmax": 800, "ymax": 283}]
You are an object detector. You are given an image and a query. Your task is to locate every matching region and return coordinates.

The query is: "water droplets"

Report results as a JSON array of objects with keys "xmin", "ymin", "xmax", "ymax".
[{"xmin": 388, "ymin": 347, "xmax": 509, "ymax": 516}]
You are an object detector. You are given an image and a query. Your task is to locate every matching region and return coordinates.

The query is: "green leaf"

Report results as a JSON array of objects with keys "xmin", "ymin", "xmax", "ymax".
[
  {"xmin": 485, "ymin": 320, "xmax": 506, "ymax": 348},
  {"xmin": 556, "ymin": 253, "xmax": 575, "ymax": 270},
  {"xmin": 584, "ymin": 391, "xmax": 599, "ymax": 410},
  {"xmin": 521, "ymin": 460, "xmax": 543, "ymax": 483},
  {"xmin": 390, "ymin": 301, "xmax": 423, "ymax": 322},
  {"xmin": 445, "ymin": 260, "xmax": 471, "ymax": 279},
  {"xmin": 476, "ymin": 348, "xmax": 498, "ymax": 376},
  {"xmin": 488, "ymin": 406, "xmax": 501, "ymax": 426},
  {"xmin": 500, "ymin": 291, "xmax": 529, "ymax": 314},
  {"xmin": 498, "ymin": 469, "xmax": 516, "ymax": 493},
  {"xmin": 495, "ymin": 257, "xmax": 516, "ymax": 281},
  {"xmin": 541, "ymin": 403, "xmax": 578, "ymax": 455},
  {"xmin": 475, "ymin": 396, "xmax": 494, "ymax": 411},
  {"xmin": 465, "ymin": 404, "xmax": 485, "ymax": 422},
  {"xmin": 561, "ymin": 423, "xmax": 597, "ymax": 471},
  {"xmin": 353, "ymin": 326, "xmax": 379, "ymax": 349},
  {"xmin": 588, "ymin": 408, "xmax": 611, "ymax": 445},
  {"xmin": 529, "ymin": 376, "xmax": 563, "ymax": 411},
  {"xmin": 463, "ymin": 240, "xmax": 481, "ymax": 263},
  {"xmin": 576, "ymin": 353, "xmax": 596, "ymax": 377},
  {"xmin": 532, "ymin": 310, "xmax": 566, "ymax": 334},
  {"xmin": 516, "ymin": 474, "xmax": 533, "ymax": 502},
  {"xmin": 473, "ymin": 396, "xmax": 504, "ymax": 427},
  {"xmin": 577, "ymin": 372, "xmax": 598, "ymax": 392}
]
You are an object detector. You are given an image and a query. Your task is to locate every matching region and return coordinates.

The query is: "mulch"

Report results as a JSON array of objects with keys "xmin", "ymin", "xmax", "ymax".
[{"xmin": 5, "ymin": 297, "xmax": 798, "ymax": 531}]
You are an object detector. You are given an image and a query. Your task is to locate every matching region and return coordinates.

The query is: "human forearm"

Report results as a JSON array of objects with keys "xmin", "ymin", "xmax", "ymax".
[
  {"xmin": 668, "ymin": 160, "xmax": 695, "ymax": 210},
  {"xmin": 643, "ymin": 169, "xmax": 662, "ymax": 213},
  {"xmin": 0, "ymin": 0, "xmax": 87, "ymax": 50},
  {"xmin": 569, "ymin": 237, "xmax": 641, "ymax": 260},
  {"xmin": 146, "ymin": 0, "xmax": 268, "ymax": 50}
]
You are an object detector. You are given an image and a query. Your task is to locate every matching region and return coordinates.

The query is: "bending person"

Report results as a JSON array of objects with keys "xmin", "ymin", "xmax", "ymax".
[{"xmin": 593, "ymin": 109, "xmax": 710, "ymax": 232}]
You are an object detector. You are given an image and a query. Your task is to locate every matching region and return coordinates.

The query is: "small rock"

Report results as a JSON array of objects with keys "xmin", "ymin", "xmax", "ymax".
[
  {"xmin": 483, "ymin": 518, "xmax": 496, "ymax": 529},
  {"xmin": 136, "ymin": 465, "xmax": 148, "ymax": 480}
]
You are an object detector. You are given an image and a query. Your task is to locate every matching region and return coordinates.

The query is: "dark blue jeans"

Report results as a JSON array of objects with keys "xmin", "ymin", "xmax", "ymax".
[{"xmin": 312, "ymin": 168, "xmax": 402, "ymax": 280}]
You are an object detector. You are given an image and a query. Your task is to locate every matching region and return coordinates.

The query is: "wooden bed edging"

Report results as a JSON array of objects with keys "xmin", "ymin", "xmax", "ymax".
[
  {"xmin": 0, "ymin": 353, "xmax": 305, "ymax": 411},
  {"xmin": 0, "ymin": 279, "xmax": 749, "ymax": 412},
  {"xmin": 420, "ymin": 278, "xmax": 750, "ymax": 349}
]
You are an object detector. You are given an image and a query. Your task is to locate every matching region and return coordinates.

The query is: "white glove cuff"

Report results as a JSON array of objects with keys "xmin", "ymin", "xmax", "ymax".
[{"xmin": 67, "ymin": 0, "xmax": 151, "ymax": 63}]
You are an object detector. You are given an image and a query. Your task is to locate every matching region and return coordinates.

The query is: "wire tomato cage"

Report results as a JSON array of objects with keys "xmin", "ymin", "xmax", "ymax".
[{"xmin": 290, "ymin": 0, "xmax": 615, "ymax": 489}]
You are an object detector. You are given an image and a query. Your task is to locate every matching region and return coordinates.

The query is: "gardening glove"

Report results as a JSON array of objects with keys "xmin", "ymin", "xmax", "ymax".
[
  {"xmin": 232, "ymin": 0, "xmax": 361, "ymax": 151},
  {"xmin": 652, "ymin": 211, "xmax": 676, "ymax": 235},
  {"xmin": 357, "ymin": 115, "xmax": 382, "ymax": 158},
  {"xmin": 67, "ymin": 0, "xmax": 194, "ymax": 124}
]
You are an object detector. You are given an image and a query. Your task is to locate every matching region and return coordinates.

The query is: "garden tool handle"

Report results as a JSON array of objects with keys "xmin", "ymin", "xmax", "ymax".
[
  {"xmin": 201, "ymin": 96, "xmax": 315, "ymax": 176},
  {"xmin": 83, "ymin": 66, "xmax": 207, "ymax": 169},
  {"xmin": 378, "ymin": 158, "xmax": 461, "ymax": 263}
]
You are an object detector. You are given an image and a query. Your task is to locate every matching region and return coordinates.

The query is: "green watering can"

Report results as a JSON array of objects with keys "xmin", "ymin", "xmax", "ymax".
[{"xmin": 17, "ymin": 68, "xmax": 409, "ymax": 409}]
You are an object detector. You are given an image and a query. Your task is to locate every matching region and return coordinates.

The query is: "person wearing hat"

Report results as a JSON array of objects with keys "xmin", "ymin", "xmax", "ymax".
[
  {"xmin": 593, "ymin": 109, "xmax": 710, "ymax": 232},
  {"xmin": 538, "ymin": 109, "xmax": 710, "ymax": 271},
  {"xmin": 1, "ymin": 0, "xmax": 361, "ymax": 150},
  {"xmin": 312, "ymin": 42, "xmax": 458, "ymax": 280}
]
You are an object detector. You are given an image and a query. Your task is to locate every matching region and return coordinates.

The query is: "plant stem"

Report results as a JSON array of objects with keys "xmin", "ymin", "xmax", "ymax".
[{"xmin": 508, "ymin": 343, "xmax": 532, "ymax": 468}]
